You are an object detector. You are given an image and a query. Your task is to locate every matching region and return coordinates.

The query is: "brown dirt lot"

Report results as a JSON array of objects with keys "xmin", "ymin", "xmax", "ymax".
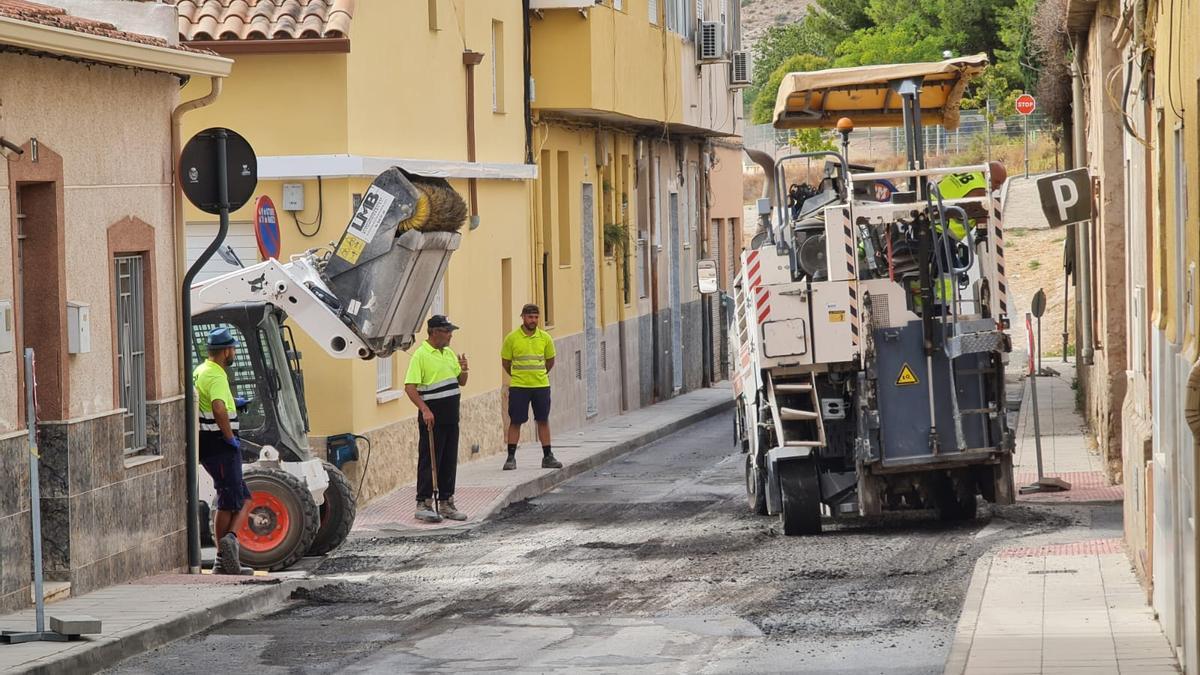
[{"xmin": 1004, "ymin": 225, "xmax": 1075, "ymax": 359}]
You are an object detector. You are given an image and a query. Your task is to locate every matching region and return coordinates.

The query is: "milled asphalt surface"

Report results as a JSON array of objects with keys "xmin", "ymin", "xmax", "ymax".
[{"xmin": 111, "ymin": 412, "xmax": 1086, "ymax": 674}]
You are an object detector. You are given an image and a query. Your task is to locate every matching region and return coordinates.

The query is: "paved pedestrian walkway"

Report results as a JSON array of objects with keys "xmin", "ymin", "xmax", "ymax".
[
  {"xmin": 354, "ymin": 385, "xmax": 732, "ymax": 533},
  {"xmin": 0, "ymin": 573, "xmax": 292, "ymax": 674},
  {"xmin": 1001, "ymin": 175, "xmax": 1053, "ymax": 230},
  {"xmin": 944, "ymin": 364, "xmax": 1179, "ymax": 674}
]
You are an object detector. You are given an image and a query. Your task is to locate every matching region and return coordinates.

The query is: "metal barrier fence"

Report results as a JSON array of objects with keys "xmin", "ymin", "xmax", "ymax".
[{"xmin": 743, "ymin": 109, "xmax": 1056, "ymax": 166}]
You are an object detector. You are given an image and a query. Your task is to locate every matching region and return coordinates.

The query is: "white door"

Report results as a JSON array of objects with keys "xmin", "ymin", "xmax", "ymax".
[
  {"xmin": 582, "ymin": 183, "xmax": 599, "ymax": 418},
  {"xmin": 668, "ymin": 192, "xmax": 683, "ymax": 391}
]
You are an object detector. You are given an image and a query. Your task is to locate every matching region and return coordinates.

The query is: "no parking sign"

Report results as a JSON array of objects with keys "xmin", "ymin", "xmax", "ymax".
[{"xmin": 255, "ymin": 195, "xmax": 281, "ymax": 260}]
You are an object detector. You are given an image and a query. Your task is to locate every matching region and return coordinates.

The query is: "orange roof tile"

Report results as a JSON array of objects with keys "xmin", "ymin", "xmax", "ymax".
[
  {"xmin": 174, "ymin": 0, "xmax": 353, "ymax": 42},
  {"xmin": 0, "ymin": 0, "xmax": 204, "ymax": 53}
]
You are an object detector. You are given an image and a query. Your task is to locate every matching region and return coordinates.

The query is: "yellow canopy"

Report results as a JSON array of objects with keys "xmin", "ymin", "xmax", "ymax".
[{"xmin": 772, "ymin": 54, "xmax": 989, "ymax": 131}]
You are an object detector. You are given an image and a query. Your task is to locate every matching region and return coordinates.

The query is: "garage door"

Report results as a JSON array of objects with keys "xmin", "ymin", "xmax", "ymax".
[{"xmin": 186, "ymin": 221, "xmax": 259, "ymax": 283}]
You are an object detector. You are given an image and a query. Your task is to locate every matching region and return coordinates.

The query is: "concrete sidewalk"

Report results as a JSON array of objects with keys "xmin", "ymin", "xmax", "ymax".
[
  {"xmin": 0, "ymin": 574, "xmax": 294, "ymax": 674},
  {"xmin": 944, "ymin": 365, "xmax": 1179, "ymax": 674},
  {"xmin": 353, "ymin": 384, "xmax": 733, "ymax": 534}
]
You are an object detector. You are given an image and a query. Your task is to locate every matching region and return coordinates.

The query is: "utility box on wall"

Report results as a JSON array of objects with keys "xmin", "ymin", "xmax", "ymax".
[
  {"xmin": 0, "ymin": 300, "xmax": 11, "ymax": 354},
  {"xmin": 67, "ymin": 302, "xmax": 90, "ymax": 354},
  {"xmin": 282, "ymin": 183, "xmax": 304, "ymax": 211}
]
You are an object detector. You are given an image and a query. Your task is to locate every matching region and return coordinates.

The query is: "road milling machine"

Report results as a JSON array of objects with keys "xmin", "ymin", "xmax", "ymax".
[
  {"xmin": 724, "ymin": 55, "xmax": 1016, "ymax": 535},
  {"xmin": 190, "ymin": 167, "xmax": 464, "ymax": 568}
]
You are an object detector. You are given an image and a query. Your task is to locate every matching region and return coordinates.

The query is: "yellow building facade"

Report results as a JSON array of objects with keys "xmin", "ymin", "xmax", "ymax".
[
  {"xmin": 529, "ymin": 0, "xmax": 746, "ymax": 428},
  {"xmin": 178, "ymin": 0, "xmax": 534, "ymax": 502}
]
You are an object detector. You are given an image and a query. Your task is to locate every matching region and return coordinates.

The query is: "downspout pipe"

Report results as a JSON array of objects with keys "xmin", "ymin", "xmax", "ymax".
[
  {"xmin": 170, "ymin": 76, "xmax": 223, "ymax": 575},
  {"xmin": 1071, "ymin": 46, "xmax": 1095, "ymax": 365},
  {"xmin": 523, "ymin": 0, "xmax": 534, "ymax": 165}
]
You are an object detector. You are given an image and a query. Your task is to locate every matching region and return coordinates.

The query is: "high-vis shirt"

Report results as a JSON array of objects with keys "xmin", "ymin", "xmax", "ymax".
[
  {"xmin": 404, "ymin": 340, "xmax": 463, "ymax": 425},
  {"xmin": 194, "ymin": 359, "xmax": 238, "ymax": 436},
  {"xmin": 501, "ymin": 327, "xmax": 556, "ymax": 389},
  {"xmin": 936, "ymin": 172, "xmax": 988, "ymax": 240}
]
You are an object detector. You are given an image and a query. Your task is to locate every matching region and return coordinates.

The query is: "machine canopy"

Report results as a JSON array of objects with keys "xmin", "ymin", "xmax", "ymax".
[{"xmin": 771, "ymin": 54, "xmax": 989, "ymax": 131}]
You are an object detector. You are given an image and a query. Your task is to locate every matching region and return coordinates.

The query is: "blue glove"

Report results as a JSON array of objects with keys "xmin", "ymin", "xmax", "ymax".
[
  {"xmin": 234, "ymin": 396, "xmax": 251, "ymax": 412},
  {"xmin": 225, "ymin": 436, "xmax": 241, "ymax": 451}
]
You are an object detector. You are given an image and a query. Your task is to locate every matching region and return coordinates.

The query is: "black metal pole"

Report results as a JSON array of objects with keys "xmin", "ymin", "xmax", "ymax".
[{"xmin": 181, "ymin": 129, "xmax": 231, "ymax": 573}]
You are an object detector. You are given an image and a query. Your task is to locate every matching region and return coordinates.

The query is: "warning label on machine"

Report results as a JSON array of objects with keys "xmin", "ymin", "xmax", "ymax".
[{"xmin": 896, "ymin": 363, "xmax": 920, "ymax": 386}]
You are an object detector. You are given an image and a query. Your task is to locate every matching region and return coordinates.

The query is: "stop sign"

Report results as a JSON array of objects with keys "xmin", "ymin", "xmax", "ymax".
[{"xmin": 1015, "ymin": 94, "xmax": 1037, "ymax": 116}]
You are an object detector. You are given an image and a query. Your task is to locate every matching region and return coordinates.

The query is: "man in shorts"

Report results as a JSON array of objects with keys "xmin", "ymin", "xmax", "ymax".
[
  {"xmin": 500, "ymin": 304, "xmax": 561, "ymax": 470},
  {"xmin": 194, "ymin": 327, "xmax": 253, "ymax": 574}
]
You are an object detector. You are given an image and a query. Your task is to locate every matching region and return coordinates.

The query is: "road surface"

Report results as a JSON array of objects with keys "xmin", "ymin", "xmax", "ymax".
[{"xmin": 114, "ymin": 413, "xmax": 1076, "ymax": 674}]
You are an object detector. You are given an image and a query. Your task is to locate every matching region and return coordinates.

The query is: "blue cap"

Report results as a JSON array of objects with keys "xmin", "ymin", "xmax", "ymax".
[{"xmin": 207, "ymin": 327, "xmax": 238, "ymax": 348}]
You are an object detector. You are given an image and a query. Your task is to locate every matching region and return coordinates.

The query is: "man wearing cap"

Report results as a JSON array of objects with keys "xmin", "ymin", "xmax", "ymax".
[
  {"xmin": 404, "ymin": 315, "xmax": 470, "ymax": 523},
  {"xmin": 500, "ymin": 304, "xmax": 561, "ymax": 471},
  {"xmin": 194, "ymin": 327, "xmax": 253, "ymax": 574}
]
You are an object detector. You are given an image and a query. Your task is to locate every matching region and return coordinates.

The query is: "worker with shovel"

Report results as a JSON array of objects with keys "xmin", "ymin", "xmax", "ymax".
[{"xmin": 404, "ymin": 315, "xmax": 470, "ymax": 523}]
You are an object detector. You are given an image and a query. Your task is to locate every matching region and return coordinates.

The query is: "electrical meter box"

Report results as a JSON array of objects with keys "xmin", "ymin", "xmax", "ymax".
[
  {"xmin": 67, "ymin": 302, "xmax": 90, "ymax": 354},
  {"xmin": 282, "ymin": 183, "xmax": 304, "ymax": 211},
  {"xmin": 0, "ymin": 300, "xmax": 12, "ymax": 354}
]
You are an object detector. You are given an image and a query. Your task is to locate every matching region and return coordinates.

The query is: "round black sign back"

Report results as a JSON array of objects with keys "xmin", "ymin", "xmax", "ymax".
[
  {"xmin": 180, "ymin": 127, "xmax": 257, "ymax": 215},
  {"xmin": 1031, "ymin": 288, "xmax": 1047, "ymax": 319}
]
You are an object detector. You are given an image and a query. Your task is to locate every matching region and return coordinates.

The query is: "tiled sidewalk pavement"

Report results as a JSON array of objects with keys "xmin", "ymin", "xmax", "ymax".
[
  {"xmin": 0, "ymin": 574, "xmax": 292, "ymax": 674},
  {"xmin": 944, "ymin": 362, "xmax": 1178, "ymax": 674},
  {"xmin": 354, "ymin": 384, "xmax": 733, "ymax": 533}
]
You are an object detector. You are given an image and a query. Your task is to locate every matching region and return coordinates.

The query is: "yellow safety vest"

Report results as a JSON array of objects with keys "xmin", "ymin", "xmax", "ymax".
[{"xmin": 501, "ymin": 327, "xmax": 556, "ymax": 388}]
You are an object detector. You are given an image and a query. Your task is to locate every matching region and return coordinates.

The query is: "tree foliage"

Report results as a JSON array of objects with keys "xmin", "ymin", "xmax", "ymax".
[{"xmin": 746, "ymin": 0, "xmax": 1043, "ymax": 121}]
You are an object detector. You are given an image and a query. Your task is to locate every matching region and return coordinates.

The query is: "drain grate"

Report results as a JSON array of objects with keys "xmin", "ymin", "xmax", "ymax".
[{"xmin": 1028, "ymin": 569, "xmax": 1078, "ymax": 575}]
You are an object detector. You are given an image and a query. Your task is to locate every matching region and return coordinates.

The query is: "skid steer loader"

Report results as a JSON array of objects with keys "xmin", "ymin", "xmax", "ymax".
[
  {"xmin": 190, "ymin": 167, "xmax": 463, "ymax": 569},
  {"xmin": 720, "ymin": 54, "xmax": 1016, "ymax": 535}
]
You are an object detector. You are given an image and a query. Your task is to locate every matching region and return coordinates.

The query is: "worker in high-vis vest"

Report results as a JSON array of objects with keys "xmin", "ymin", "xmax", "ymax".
[
  {"xmin": 925, "ymin": 161, "xmax": 1008, "ymax": 309},
  {"xmin": 194, "ymin": 327, "xmax": 253, "ymax": 575},
  {"xmin": 404, "ymin": 315, "xmax": 470, "ymax": 523},
  {"xmin": 500, "ymin": 303, "xmax": 561, "ymax": 471}
]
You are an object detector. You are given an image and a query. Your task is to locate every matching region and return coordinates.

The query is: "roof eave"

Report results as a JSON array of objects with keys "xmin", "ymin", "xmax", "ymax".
[
  {"xmin": 185, "ymin": 37, "xmax": 350, "ymax": 55},
  {"xmin": 0, "ymin": 15, "xmax": 232, "ymax": 77},
  {"xmin": 1065, "ymin": 0, "xmax": 1101, "ymax": 33}
]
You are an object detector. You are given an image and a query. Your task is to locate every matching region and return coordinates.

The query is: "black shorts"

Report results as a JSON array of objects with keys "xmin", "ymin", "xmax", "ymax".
[
  {"xmin": 508, "ymin": 386, "xmax": 551, "ymax": 425},
  {"xmin": 200, "ymin": 448, "xmax": 251, "ymax": 512}
]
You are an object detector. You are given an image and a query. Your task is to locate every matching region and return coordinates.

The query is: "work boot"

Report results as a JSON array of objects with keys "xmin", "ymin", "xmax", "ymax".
[
  {"xmin": 541, "ymin": 453, "xmax": 563, "ymax": 469},
  {"xmin": 217, "ymin": 533, "xmax": 242, "ymax": 575},
  {"xmin": 415, "ymin": 499, "xmax": 443, "ymax": 523},
  {"xmin": 439, "ymin": 498, "xmax": 468, "ymax": 521},
  {"xmin": 502, "ymin": 455, "xmax": 517, "ymax": 471}
]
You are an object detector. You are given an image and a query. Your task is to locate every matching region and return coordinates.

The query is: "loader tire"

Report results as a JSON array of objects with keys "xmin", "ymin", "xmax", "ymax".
[
  {"xmin": 779, "ymin": 459, "xmax": 822, "ymax": 535},
  {"xmin": 308, "ymin": 462, "xmax": 357, "ymax": 556},
  {"xmin": 745, "ymin": 453, "xmax": 769, "ymax": 516},
  {"xmin": 239, "ymin": 466, "xmax": 319, "ymax": 571}
]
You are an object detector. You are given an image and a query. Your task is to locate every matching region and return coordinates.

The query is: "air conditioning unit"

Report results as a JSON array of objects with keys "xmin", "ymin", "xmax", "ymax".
[
  {"xmin": 730, "ymin": 50, "xmax": 751, "ymax": 86},
  {"xmin": 698, "ymin": 20, "xmax": 723, "ymax": 61}
]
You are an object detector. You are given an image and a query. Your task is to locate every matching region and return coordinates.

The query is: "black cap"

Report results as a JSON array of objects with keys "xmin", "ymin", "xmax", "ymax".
[{"xmin": 427, "ymin": 315, "xmax": 459, "ymax": 331}]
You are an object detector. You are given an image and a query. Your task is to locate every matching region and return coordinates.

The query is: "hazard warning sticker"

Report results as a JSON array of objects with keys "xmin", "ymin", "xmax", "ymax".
[
  {"xmin": 896, "ymin": 363, "xmax": 920, "ymax": 386},
  {"xmin": 336, "ymin": 234, "xmax": 367, "ymax": 264}
]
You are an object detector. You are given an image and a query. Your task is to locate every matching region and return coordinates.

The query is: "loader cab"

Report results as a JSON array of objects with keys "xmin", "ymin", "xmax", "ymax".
[{"xmin": 191, "ymin": 303, "xmax": 311, "ymax": 463}]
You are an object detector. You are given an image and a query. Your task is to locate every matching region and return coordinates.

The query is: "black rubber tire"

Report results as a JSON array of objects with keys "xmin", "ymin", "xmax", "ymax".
[
  {"xmin": 308, "ymin": 462, "xmax": 358, "ymax": 556},
  {"xmin": 240, "ymin": 466, "xmax": 319, "ymax": 571},
  {"xmin": 935, "ymin": 475, "xmax": 978, "ymax": 522},
  {"xmin": 745, "ymin": 454, "xmax": 769, "ymax": 516},
  {"xmin": 779, "ymin": 459, "xmax": 822, "ymax": 535}
]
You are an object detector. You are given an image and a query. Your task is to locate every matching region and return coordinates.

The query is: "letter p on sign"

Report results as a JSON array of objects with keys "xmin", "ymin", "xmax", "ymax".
[{"xmin": 1036, "ymin": 168, "xmax": 1092, "ymax": 227}]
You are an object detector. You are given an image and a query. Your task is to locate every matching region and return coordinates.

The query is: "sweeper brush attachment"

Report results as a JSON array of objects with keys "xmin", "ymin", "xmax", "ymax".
[{"xmin": 401, "ymin": 176, "xmax": 468, "ymax": 234}]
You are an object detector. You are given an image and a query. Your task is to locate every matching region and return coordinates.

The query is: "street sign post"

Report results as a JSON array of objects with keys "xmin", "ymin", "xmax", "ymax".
[
  {"xmin": 1016, "ymin": 94, "xmax": 1036, "ymax": 178},
  {"xmin": 1036, "ymin": 168, "xmax": 1093, "ymax": 227},
  {"xmin": 1019, "ymin": 305, "xmax": 1071, "ymax": 496},
  {"xmin": 178, "ymin": 128, "xmax": 257, "ymax": 574}
]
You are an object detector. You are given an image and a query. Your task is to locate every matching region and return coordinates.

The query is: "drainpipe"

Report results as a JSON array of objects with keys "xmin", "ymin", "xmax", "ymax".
[
  {"xmin": 170, "ymin": 76, "xmax": 222, "ymax": 575},
  {"xmin": 1071, "ymin": 47, "xmax": 1095, "ymax": 365},
  {"xmin": 463, "ymin": 50, "xmax": 485, "ymax": 226},
  {"xmin": 523, "ymin": 0, "xmax": 534, "ymax": 165}
]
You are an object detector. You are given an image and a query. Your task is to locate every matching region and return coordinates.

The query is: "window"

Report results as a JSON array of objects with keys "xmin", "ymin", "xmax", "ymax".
[
  {"xmin": 540, "ymin": 150, "xmax": 555, "ymax": 325},
  {"xmin": 665, "ymin": 0, "xmax": 689, "ymax": 36},
  {"xmin": 492, "ymin": 20, "xmax": 505, "ymax": 113},
  {"xmin": 649, "ymin": 0, "xmax": 658, "ymax": 24},
  {"xmin": 558, "ymin": 151, "xmax": 572, "ymax": 266},
  {"xmin": 613, "ymin": 0, "xmax": 623, "ymax": 10},
  {"xmin": 115, "ymin": 255, "xmax": 147, "ymax": 455},
  {"xmin": 377, "ymin": 356, "xmax": 394, "ymax": 393}
]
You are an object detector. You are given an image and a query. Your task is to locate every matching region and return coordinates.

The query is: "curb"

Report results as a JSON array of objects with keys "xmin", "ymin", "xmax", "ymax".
[
  {"xmin": 943, "ymin": 554, "xmax": 992, "ymax": 675},
  {"xmin": 16, "ymin": 581, "xmax": 296, "ymax": 675},
  {"xmin": 481, "ymin": 397, "xmax": 736, "ymax": 520}
]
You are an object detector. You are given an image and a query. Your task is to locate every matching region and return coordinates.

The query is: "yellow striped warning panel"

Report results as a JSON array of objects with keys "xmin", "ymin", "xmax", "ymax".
[{"xmin": 896, "ymin": 363, "xmax": 919, "ymax": 386}]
